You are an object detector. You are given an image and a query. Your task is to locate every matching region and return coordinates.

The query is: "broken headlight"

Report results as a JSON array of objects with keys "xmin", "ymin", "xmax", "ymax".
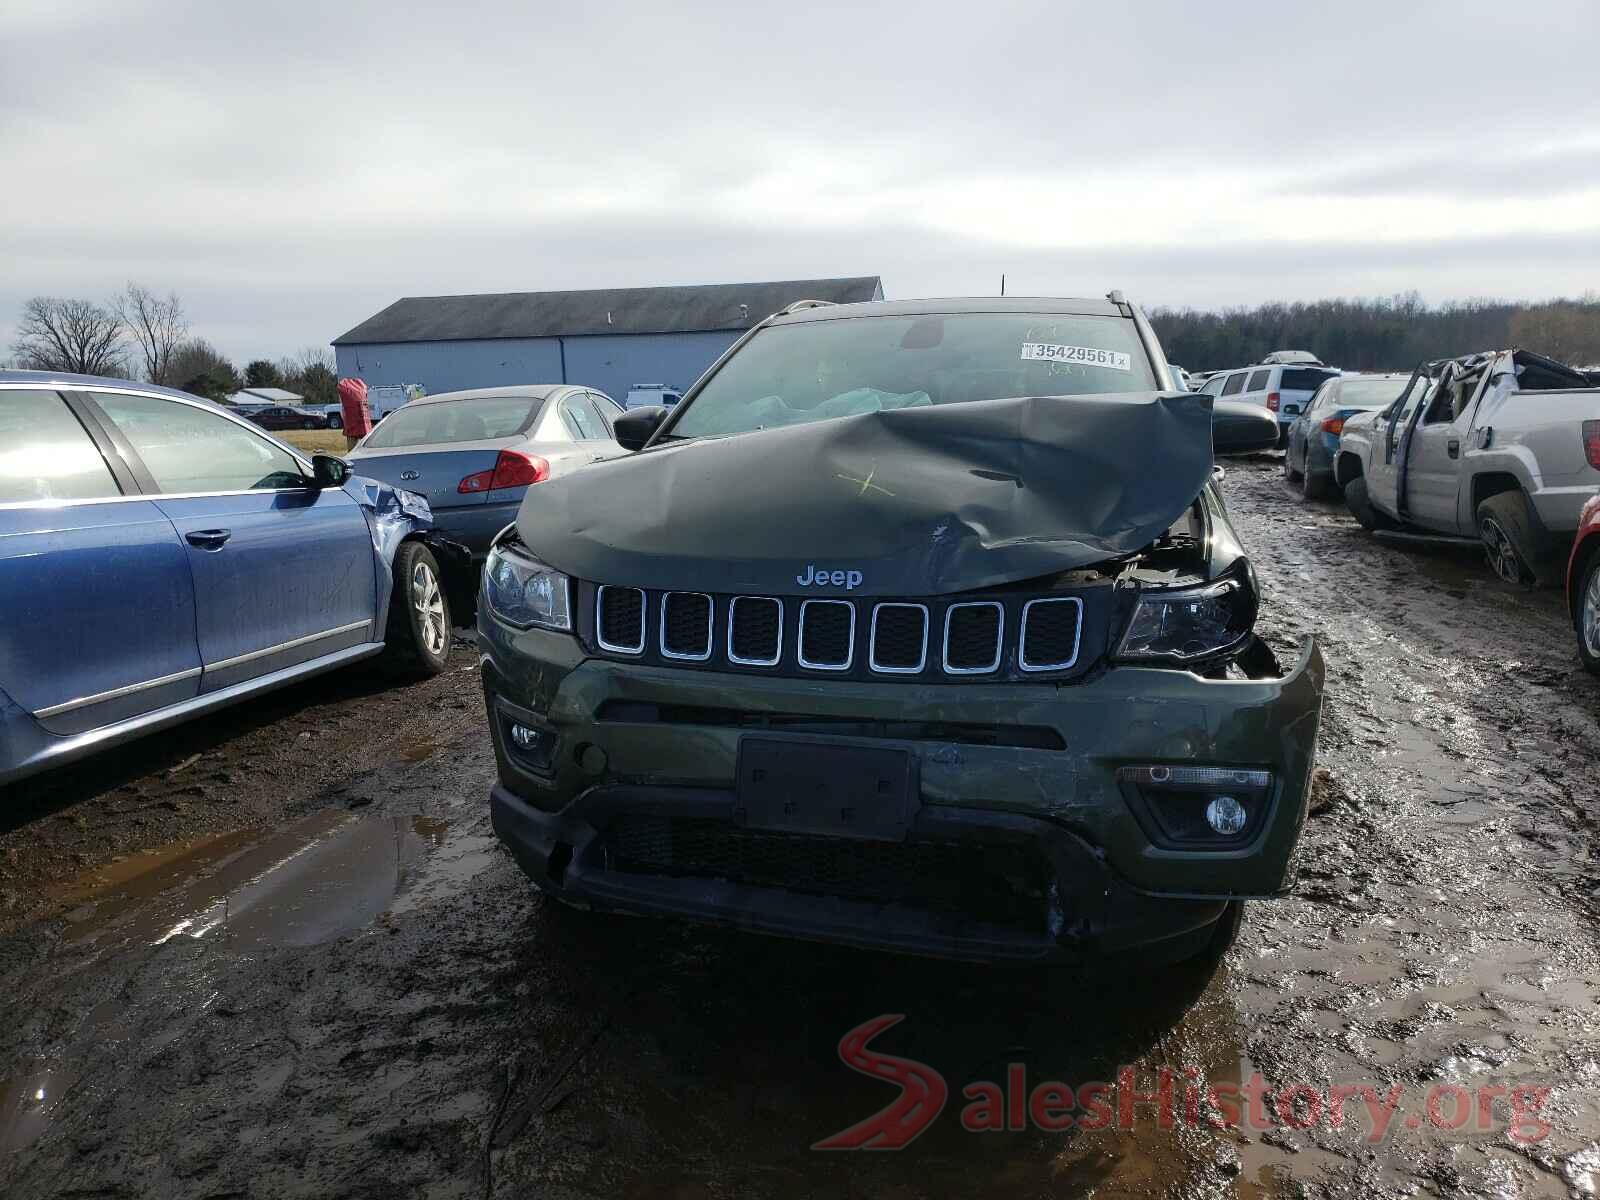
[
  {"xmin": 1116, "ymin": 573, "xmax": 1254, "ymax": 663},
  {"xmin": 483, "ymin": 545, "xmax": 571, "ymax": 631}
]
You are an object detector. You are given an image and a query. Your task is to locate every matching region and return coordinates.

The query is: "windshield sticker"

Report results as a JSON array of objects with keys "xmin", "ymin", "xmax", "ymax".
[{"xmin": 1020, "ymin": 343, "xmax": 1132, "ymax": 371}]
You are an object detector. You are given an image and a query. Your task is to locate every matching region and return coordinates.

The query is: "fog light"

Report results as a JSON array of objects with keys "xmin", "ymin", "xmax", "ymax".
[
  {"xmin": 509, "ymin": 724, "xmax": 542, "ymax": 750},
  {"xmin": 1205, "ymin": 795, "xmax": 1248, "ymax": 835}
]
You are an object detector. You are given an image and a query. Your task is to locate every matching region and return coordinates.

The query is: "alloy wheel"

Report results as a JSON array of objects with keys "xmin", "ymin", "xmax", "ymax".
[
  {"xmin": 411, "ymin": 561, "xmax": 447, "ymax": 657},
  {"xmin": 1481, "ymin": 518, "xmax": 1524, "ymax": 585},
  {"xmin": 1583, "ymin": 566, "xmax": 1600, "ymax": 659}
]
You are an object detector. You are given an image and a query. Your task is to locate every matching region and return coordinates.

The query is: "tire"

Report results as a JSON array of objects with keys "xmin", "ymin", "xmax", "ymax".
[
  {"xmin": 386, "ymin": 541, "xmax": 451, "ymax": 677},
  {"xmin": 1282, "ymin": 443, "xmax": 1303, "ymax": 483},
  {"xmin": 1477, "ymin": 492, "xmax": 1557, "ymax": 588},
  {"xmin": 1575, "ymin": 551, "xmax": 1600, "ymax": 674},
  {"xmin": 303, "ymin": 420, "xmax": 318, "ymax": 430},
  {"xmin": 327, "ymin": 414, "xmax": 343, "ymax": 431},
  {"xmin": 1300, "ymin": 454, "xmax": 1330, "ymax": 501},
  {"xmin": 1343, "ymin": 476, "xmax": 1392, "ymax": 531}
]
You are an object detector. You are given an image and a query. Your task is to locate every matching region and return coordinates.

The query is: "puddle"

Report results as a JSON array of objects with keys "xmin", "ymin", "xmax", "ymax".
[
  {"xmin": 62, "ymin": 809, "xmax": 455, "ymax": 952},
  {"xmin": 0, "ymin": 1063, "xmax": 74, "ymax": 1155}
]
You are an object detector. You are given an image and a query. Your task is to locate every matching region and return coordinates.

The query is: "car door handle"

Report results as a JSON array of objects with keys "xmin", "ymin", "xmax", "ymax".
[
  {"xmin": 185, "ymin": 528, "xmax": 232, "ymax": 550},
  {"xmin": 1447, "ymin": 438, "xmax": 1460, "ymax": 459}
]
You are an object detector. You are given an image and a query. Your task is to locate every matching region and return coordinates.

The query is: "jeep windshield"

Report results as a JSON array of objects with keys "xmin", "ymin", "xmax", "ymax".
[{"xmin": 669, "ymin": 312, "xmax": 1156, "ymax": 438}]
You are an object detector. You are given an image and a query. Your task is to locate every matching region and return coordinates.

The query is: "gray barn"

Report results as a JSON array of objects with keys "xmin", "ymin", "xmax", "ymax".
[{"xmin": 331, "ymin": 277, "xmax": 884, "ymax": 402}]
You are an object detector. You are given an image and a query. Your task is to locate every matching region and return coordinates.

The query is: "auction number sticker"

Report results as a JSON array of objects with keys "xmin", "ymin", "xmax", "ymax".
[{"xmin": 1020, "ymin": 343, "xmax": 1132, "ymax": 371}]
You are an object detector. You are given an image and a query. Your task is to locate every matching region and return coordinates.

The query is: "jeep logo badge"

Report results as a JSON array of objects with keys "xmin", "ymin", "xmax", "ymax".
[{"xmin": 796, "ymin": 564, "xmax": 863, "ymax": 590}]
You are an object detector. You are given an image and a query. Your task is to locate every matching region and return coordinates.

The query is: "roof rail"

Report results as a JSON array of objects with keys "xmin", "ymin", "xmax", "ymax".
[{"xmin": 778, "ymin": 299, "xmax": 837, "ymax": 315}]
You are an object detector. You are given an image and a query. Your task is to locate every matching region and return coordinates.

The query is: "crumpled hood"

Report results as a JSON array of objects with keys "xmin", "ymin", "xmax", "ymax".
[{"xmin": 515, "ymin": 391, "xmax": 1214, "ymax": 597}]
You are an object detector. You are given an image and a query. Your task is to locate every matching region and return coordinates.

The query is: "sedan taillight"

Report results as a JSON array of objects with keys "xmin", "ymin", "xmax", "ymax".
[
  {"xmin": 459, "ymin": 451, "xmax": 550, "ymax": 494},
  {"xmin": 1321, "ymin": 417, "xmax": 1345, "ymax": 435}
]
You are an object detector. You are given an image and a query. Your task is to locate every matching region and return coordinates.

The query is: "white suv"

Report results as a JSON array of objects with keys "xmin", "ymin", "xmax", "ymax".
[{"xmin": 1197, "ymin": 363, "xmax": 1339, "ymax": 447}]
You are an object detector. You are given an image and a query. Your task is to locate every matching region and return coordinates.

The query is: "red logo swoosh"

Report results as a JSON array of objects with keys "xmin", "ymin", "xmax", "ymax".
[{"xmin": 812, "ymin": 1014, "xmax": 947, "ymax": 1150}]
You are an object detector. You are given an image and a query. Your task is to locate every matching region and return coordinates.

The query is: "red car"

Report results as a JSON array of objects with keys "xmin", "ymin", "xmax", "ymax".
[{"xmin": 1566, "ymin": 489, "xmax": 1600, "ymax": 672}]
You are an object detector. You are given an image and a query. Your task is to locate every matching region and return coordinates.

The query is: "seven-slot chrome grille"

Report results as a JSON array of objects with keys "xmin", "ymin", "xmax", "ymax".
[{"xmin": 591, "ymin": 585, "xmax": 1091, "ymax": 681}]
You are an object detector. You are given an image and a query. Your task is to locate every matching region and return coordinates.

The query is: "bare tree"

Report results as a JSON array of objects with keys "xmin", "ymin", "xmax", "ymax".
[
  {"xmin": 115, "ymin": 283, "xmax": 188, "ymax": 384},
  {"xmin": 12, "ymin": 296, "xmax": 127, "ymax": 375}
]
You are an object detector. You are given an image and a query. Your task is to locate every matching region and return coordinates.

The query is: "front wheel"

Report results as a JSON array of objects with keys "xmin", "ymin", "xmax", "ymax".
[
  {"xmin": 386, "ymin": 541, "xmax": 451, "ymax": 677},
  {"xmin": 327, "ymin": 413, "xmax": 343, "ymax": 430},
  {"xmin": 1576, "ymin": 553, "xmax": 1600, "ymax": 674}
]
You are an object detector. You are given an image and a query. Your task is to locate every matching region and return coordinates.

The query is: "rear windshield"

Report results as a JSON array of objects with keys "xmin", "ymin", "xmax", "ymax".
[
  {"xmin": 670, "ymin": 312, "xmax": 1155, "ymax": 438},
  {"xmin": 1281, "ymin": 368, "xmax": 1338, "ymax": 392},
  {"xmin": 361, "ymin": 396, "xmax": 541, "ymax": 449},
  {"xmin": 1339, "ymin": 377, "xmax": 1409, "ymax": 409}
]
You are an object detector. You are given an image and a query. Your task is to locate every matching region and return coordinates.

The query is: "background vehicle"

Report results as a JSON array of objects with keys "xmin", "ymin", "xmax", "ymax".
[
  {"xmin": 1167, "ymin": 363, "xmax": 1192, "ymax": 391},
  {"xmin": 1566, "ymin": 492, "xmax": 1600, "ymax": 672},
  {"xmin": 247, "ymin": 404, "xmax": 326, "ymax": 431},
  {"xmin": 1333, "ymin": 349, "xmax": 1600, "ymax": 584},
  {"xmin": 346, "ymin": 385, "xmax": 626, "ymax": 556},
  {"xmin": 624, "ymin": 384, "xmax": 683, "ymax": 410},
  {"xmin": 1261, "ymin": 350, "xmax": 1324, "ymax": 366},
  {"xmin": 1197, "ymin": 363, "xmax": 1339, "ymax": 446},
  {"xmin": 0, "ymin": 370, "xmax": 467, "ymax": 786},
  {"xmin": 1283, "ymin": 373, "xmax": 1410, "ymax": 500},
  {"xmin": 364, "ymin": 384, "xmax": 424, "ymax": 426},
  {"xmin": 481, "ymin": 295, "xmax": 1319, "ymax": 969}
]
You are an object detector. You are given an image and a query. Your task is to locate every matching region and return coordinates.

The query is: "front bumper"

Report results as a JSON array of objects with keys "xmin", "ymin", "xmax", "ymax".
[{"xmin": 479, "ymin": 617, "xmax": 1324, "ymax": 962}]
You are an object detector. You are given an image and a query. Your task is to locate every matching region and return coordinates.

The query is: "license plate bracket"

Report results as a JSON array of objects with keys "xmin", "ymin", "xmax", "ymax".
[{"xmin": 735, "ymin": 737, "xmax": 918, "ymax": 842}]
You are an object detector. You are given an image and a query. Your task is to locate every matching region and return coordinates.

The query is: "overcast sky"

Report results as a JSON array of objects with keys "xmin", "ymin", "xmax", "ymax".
[{"xmin": 4, "ymin": 0, "xmax": 1598, "ymax": 366}]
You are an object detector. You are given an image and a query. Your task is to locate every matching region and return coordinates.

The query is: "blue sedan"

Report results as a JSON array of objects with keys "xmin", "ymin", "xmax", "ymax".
[
  {"xmin": 1282, "ymin": 373, "xmax": 1412, "ymax": 500},
  {"xmin": 0, "ymin": 371, "xmax": 469, "ymax": 786}
]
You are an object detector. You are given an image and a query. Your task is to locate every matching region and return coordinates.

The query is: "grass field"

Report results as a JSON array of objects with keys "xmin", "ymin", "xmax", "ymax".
[{"xmin": 280, "ymin": 429, "xmax": 352, "ymax": 456}]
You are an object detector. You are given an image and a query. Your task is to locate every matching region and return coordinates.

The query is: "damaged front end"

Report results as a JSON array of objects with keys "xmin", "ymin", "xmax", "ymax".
[{"xmin": 478, "ymin": 303, "xmax": 1324, "ymax": 963}]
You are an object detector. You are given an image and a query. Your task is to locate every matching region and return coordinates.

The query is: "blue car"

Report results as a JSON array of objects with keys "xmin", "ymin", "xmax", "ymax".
[
  {"xmin": 1281, "ymin": 372, "xmax": 1412, "ymax": 500},
  {"xmin": 0, "ymin": 371, "xmax": 470, "ymax": 786}
]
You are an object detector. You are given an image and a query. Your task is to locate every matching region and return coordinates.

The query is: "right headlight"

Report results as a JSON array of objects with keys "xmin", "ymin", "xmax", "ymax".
[
  {"xmin": 1116, "ymin": 575, "xmax": 1255, "ymax": 662},
  {"xmin": 483, "ymin": 544, "xmax": 572, "ymax": 631}
]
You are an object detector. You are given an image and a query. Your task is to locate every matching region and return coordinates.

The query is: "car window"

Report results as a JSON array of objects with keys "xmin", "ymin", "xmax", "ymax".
[
  {"xmin": 1198, "ymin": 375, "xmax": 1226, "ymax": 396},
  {"xmin": 361, "ymin": 396, "xmax": 540, "ymax": 449},
  {"xmin": 562, "ymin": 396, "xmax": 601, "ymax": 440},
  {"xmin": 91, "ymin": 393, "xmax": 306, "ymax": 494},
  {"xmin": 670, "ymin": 312, "xmax": 1157, "ymax": 439},
  {"xmin": 581, "ymin": 392, "xmax": 618, "ymax": 436},
  {"xmin": 1305, "ymin": 381, "xmax": 1333, "ymax": 413},
  {"xmin": 1282, "ymin": 368, "xmax": 1337, "ymax": 392},
  {"xmin": 1220, "ymin": 372, "xmax": 1245, "ymax": 397},
  {"xmin": 531, "ymin": 400, "xmax": 574, "ymax": 444},
  {"xmin": 1247, "ymin": 369, "xmax": 1271, "ymax": 391},
  {"xmin": 1339, "ymin": 378, "xmax": 1408, "ymax": 410},
  {"xmin": 588, "ymin": 390, "xmax": 623, "ymax": 418},
  {"xmin": 0, "ymin": 390, "xmax": 121, "ymax": 503}
]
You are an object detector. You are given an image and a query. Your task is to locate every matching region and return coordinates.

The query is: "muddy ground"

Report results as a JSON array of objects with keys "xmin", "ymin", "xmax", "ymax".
[{"xmin": 2, "ymin": 456, "xmax": 1598, "ymax": 1198}]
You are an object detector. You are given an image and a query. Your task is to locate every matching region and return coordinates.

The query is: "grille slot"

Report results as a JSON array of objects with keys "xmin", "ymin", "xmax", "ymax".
[
  {"xmin": 608, "ymin": 816, "xmax": 1051, "ymax": 932},
  {"xmin": 869, "ymin": 603, "xmax": 928, "ymax": 673},
  {"xmin": 798, "ymin": 600, "xmax": 855, "ymax": 670},
  {"xmin": 1020, "ymin": 597, "xmax": 1083, "ymax": 671},
  {"xmin": 596, "ymin": 586, "xmax": 645, "ymax": 654},
  {"xmin": 727, "ymin": 596, "xmax": 783, "ymax": 666},
  {"xmin": 943, "ymin": 602, "xmax": 1004, "ymax": 674},
  {"xmin": 660, "ymin": 592, "xmax": 712, "ymax": 660}
]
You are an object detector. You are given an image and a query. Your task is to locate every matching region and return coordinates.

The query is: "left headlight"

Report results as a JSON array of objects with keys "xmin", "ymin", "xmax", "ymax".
[
  {"xmin": 1116, "ymin": 575, "xmax": 1254, "ymax": 662},
  {"xmin": 483, "ymin": 544, "xmax": 571, "ymax": 631}
]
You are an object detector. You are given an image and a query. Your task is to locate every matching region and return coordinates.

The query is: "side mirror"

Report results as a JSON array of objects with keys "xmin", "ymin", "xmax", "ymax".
[
  {"xmin": 311, "ymin": 453, "xmax": 351, "ymax": 488},
  {"xmin": 1211, "ymin": 399, "xmax": 1281, "ymax": 456},
  {"xmin": 614, "ymin": 405, "xmax": 667, "ymax": 451}
]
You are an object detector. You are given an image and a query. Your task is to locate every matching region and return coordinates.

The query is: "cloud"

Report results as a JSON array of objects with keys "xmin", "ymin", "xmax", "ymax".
[{"xmin": 2, "ymin": 0, "xmax": 1598, "ymax": 365}]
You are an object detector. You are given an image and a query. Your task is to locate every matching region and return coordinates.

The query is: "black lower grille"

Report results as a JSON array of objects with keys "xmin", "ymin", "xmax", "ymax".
[
  {"xmin": 729, "ymin": 597, "xmax": 781, "ymax": 663},
  {"xmin": 598, "ymin": 586, "xmax": 644, "ymax": 651},
  {"xmin": 662, "ymin": 592, "xmax": 711, "ymax": 658},
  {"xmin": 608, "ymin": 816, "xmax": 1052, "ymax": 932}
]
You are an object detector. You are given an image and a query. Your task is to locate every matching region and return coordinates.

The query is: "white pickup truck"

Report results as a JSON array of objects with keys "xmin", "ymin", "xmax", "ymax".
[{"xmin": 1334, "ymin": 349, "xmax": 1600, "ymax": 585}]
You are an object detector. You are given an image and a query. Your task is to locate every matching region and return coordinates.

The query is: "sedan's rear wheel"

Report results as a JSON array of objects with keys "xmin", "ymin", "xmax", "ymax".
[{"xmin": 1282, "ymin": 444, "xmax": 1302, "ymax": 483}]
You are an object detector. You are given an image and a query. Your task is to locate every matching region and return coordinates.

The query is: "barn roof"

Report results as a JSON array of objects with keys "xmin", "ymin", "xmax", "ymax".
[{"xmin": 331, "ymin": 277, "xmax": 884, "ymax": 346}]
